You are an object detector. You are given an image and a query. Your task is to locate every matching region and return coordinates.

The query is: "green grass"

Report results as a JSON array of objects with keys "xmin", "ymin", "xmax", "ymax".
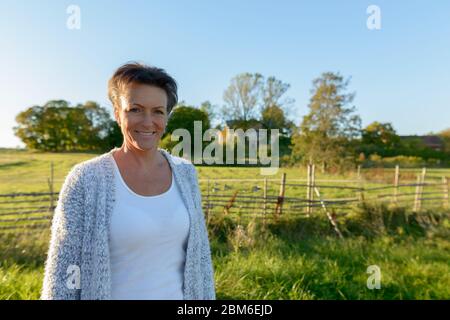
[
  {"xmin": 213, "ymin": 236, "xmax": 450, "ymax": 299},
  {"xmin": 1, "ymin": 149, "xmax": 449, "ymax": 300},
  {"xmin": 210, "ymin": 206, "xmax": 450, "ymax": 300},
  {"xmin": 0, "ymin": 230, "xmax": 48, "ymax": 300},
  {"xmin": 1, "ymin": 148, "xmax": 449, "ymax": 200},
  {"xmin": 1, "ymin": 207, "xmax": 449, "ymax": 300}
]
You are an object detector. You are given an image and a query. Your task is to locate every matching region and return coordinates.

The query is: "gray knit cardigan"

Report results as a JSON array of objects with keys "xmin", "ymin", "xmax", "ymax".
[{"xmin": 41, "ymin": 148, "xmax": 216, "ymax": 300}]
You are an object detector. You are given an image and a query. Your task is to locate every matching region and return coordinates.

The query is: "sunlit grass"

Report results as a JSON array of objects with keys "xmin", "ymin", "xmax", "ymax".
[{"xmin": 0, "ymin": 149, "xmax": 449, "ymax": 300}]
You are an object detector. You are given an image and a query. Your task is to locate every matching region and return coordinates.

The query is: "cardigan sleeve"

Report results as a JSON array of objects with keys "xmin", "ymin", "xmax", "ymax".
[
  {"xmin": 40, "ymin": 164, "xmax": 86, "ymax": 300},
  {"xmin": 189, "ymin": 164, "xmax": 217, "ymax": 300}
]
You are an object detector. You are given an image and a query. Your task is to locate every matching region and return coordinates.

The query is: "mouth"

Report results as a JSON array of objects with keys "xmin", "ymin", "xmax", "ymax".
[{"xmin": 135, "ymin": 130, "xmax": 157, "ymax": 136}]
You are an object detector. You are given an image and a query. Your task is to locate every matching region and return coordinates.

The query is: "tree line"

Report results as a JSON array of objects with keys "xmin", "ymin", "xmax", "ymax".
[{"xmin": 14, "ymin": 72, "xmax": 450, "ymax": 169}]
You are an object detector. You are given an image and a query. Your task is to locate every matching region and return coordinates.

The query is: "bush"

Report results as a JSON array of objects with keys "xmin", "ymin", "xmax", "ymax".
[
  {"xmin": 363, "ymin": 155, "xmax": 445, "ymax": 168},
  {"xmin": 341, "ymin": 203, "xmax": 449, "ymax": 239}
]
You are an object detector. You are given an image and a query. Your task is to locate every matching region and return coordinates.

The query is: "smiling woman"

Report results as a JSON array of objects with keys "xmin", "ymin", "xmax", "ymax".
[
  {"xmin": 115, "ymin": 84, "xmax": 169, "ymax": 152},
  {"xmin": 41, "ymin": 62, "xmax": 216, "ymax": 300}
]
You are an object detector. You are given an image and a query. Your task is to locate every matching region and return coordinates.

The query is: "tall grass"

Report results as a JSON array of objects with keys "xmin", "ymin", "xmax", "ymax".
[
  {"xmin": 0, "ymin": 203, "xmax": 449, "ymax": 300},
  {"xmin": 0, "ymin": 148, "xmax": 449, "ymax": 299},
  {"xmin": 209, "ymin": 204, "xmax": 450, "ymax": 300},
  {"xmin": 0, "ymin": 231, "xmax": 48, "ymax": 300}
]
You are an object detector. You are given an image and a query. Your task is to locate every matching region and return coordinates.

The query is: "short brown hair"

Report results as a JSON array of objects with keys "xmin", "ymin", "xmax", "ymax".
[{"xmin": 108, "ymin": 62, "xmax": 178, "ymax": 114}]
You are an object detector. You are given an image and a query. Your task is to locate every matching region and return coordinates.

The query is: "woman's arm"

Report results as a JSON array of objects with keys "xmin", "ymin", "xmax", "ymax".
[
  {"xmin": 189, "ymin": 164, "xmax": 216, "ymax": 300},
  {"xmin": 40, "ymin": 164, "xmax": 86, "ymax": 300}
]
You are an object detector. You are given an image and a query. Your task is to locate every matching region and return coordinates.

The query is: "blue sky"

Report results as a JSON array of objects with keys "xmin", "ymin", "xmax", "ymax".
[{"xmin": 1, "ymin": 0, "xmax": 449, "ymax": 147}]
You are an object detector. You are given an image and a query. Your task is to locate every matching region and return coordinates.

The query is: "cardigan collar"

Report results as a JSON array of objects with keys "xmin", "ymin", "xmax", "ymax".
[{"xmin": 103, "ymin": 147, "xmax": 196, "ymax": 213}]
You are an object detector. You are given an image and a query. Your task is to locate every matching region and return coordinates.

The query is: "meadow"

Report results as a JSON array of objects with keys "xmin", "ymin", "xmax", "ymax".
[{"xmin": 0, "ymin": 149, "xmax": 449, "ymax": 300}]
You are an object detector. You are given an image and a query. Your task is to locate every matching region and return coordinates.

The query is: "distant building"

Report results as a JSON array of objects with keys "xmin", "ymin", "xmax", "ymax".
[
  {"xmin": 217, "ymin": 126, "xmax": 229, "ymax": 145},
  {"xmin": 400, "ymin": 135, "xmax": 445, "ymax": 151},
  {"xmin": 216, "ymin": 120, "xmax": 264, "ymax": 146},
  {"xmin": 217, "ymin": 124, "xmax": 260, "ymax": 145}
]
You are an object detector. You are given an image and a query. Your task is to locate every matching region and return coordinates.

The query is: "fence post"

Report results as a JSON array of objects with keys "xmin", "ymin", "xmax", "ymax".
[
  {"xmin": 263, "ymin": 178, "xmax": 267, "ymax": 225},
  {"xmin": 275, "ymin": 173, "xmax": 286, "ymax": 219},
  {"xmin": 306, "ymin": 164, "xmax": 310, "ymax": 216},
  {"xmin": 314, "ymin": 187, "xmax": 343, "ymax": 239},
  {"xmin": 357, "ymin": 165, "xmax": 361, "ymax": 180},
  {"xmin": 393, "ymin": 165, "xmax": 400, "ymax": 205},
  {"xmin": 306, "ymin": 164, "xmax": 315, "ymax": 216},
  {"xmin": 47, "ymin": 161, "xmax": 54, "ymax": 213},
  {"xmin": 413, "ymin": 174, "xmax": 421, "ymax": 212},
  {"xmin": 413, "ymin": 168, "xmax": 426, "ymax": 212},
  {"xmin": 224, "ymin": 190, "xmax": 239, "ymax": 215},
  {"xmin": 419, "ymin": 167, "xmax": 427, "ymax": 210},
  {"xmin": 421, "ymin": 167, "xmax": 427, "ymax": 182},
  {"xmin": 357, "ymin": 167, "xmax": 365, "ymax": 203},
  {"xmin": 443, "ymin": 176, "xmax": 449, "ymax": 209}
]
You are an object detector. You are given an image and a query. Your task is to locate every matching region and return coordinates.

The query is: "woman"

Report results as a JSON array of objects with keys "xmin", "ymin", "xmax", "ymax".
[{"xmin": 41, "ymin": 62, "xmax": 216, "ymax": 300}]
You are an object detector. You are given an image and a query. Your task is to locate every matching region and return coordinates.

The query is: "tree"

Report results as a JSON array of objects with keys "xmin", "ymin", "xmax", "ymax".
[
  {"xmin": 82, "ymin": 101, "xmax": 113, "ymax": 140},
  {"xmin": 226, "ymin": 118, "xmax": 262, "ymax": 131},
  {"xmin": 164, "ymin": 105, "xmax": 210, "ymax": 137},
  {"xmin": 362, "ymin": 122, "xmax": 398, "ymax": 146},
  {"xmin": 261, "ymin": 105, "xmax": 285, "ymax": 129},
  {"xmin": 222, "ymin": 73, "xmax": 295, "ymax": 134},
  {"xmin": 261, "ymin": 105, "xmax": 295, "ymax": 134},
  {"xmin": 222, "ymin": 73, "xmax": 263, "ymax": 122},
  {"xmin": 291, "ymin": 72, "xmax": 361, "ymax": 170},
  {"xmin": 102, "ymin": 121, "xmax": 123, "ymax": 150},
  {"xmin": 14, "ymin": 100, "xmax": 118, "ymax": 151},
  {"xmin": 260, "ymin": 76, "xmax": 295, "ymax": 134},
  {"xmin": 439, "ymin": 128, "xmax": 450, "ymax": 153},
  {"xmin": 360, "ymin": 121, "xmax": 400, "ymax": 156},
  {"xmin": 160, "ymin": 104, "xmax": 211, "ymax": 155},
  {"xmin": 262, "ymin": 76, "xmax": 294, "ymax": 118},
  {"xmin": 262, "ymin": 76, "xmax": 292, "ymax": 110},
  {"xmin": 199, "ymin": 101, "xmax": 219, "ymax": 127}
]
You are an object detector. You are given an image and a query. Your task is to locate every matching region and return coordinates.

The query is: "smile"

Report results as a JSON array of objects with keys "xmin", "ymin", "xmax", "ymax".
[{"xmin": 135, "ymin": 130, "xmax": 156, "ymax": 136}]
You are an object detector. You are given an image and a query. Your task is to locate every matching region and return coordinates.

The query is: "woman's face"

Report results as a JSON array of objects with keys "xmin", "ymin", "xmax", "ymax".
[{"xmin": 115, "ymin": 83, "xmax": 168, "ymax": 152}]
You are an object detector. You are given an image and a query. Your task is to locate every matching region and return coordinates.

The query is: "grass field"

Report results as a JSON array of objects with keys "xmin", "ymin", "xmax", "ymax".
[
  {"xmin": 2, "ymin": 148, "xmax": 450, "ymax": 192},
  {"xmin": 0, "ymin": 149, "xmax": 449, "ymax": 300}
]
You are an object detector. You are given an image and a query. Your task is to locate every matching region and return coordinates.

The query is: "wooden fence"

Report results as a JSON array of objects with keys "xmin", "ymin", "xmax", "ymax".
[
  {"xmin": 0, "ymin": 192, "xmax": 55, "ymax": 234},
  {"xmin": 199, "ymin": 165, "xmax": 449, "ymax": 237},
  {"xmin": 0, "ymin": 164, "xmax": 449, "ymax": 236}
]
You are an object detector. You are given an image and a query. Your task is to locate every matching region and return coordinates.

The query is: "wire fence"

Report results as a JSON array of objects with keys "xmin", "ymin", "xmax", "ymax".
[{"xmin": 0, "ymin": 164, "xmax": 449, "ymax": 237}]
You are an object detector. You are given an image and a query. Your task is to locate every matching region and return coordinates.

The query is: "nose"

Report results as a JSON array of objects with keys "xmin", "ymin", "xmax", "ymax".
[{"xmin": 141, "ymin": 110, "xmax": 157, "ymax": 127}]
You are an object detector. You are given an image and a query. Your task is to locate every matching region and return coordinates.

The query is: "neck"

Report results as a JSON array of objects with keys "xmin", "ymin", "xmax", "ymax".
[{"xmin": 115, "ymin": 143, "xmax": 162, "ymax": 171}]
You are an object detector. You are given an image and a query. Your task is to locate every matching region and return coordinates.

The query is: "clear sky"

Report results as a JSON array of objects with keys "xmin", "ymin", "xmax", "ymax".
[{"xmin": 1, "ymin": 0, "xmax": 449, "ymax": 147}]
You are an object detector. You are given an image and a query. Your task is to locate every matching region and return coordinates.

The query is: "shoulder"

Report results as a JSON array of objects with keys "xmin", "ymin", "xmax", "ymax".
[
  {"xmin": 63, "ymin": 152, "xmax": 112, "ymax": 186},
  {"xmin": 159, "ymin": 148, "xmax": 192, "ymax": 165},
  {"xmin": 160, "ymin": 148, "xmax": 195, "ymax": 170},
  {"xmin": 159, "ymin": 148, "xmax": 198, "ymax": 180}
]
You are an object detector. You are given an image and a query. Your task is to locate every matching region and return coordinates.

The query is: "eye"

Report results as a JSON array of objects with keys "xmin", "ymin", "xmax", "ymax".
[{"xmin": 128, "ymin": 107, "xmax": 140, "ymax": 113}]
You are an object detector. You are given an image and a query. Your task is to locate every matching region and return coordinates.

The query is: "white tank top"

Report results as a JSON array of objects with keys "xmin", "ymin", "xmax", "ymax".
[{"xmin": 109, "ymin": 158, "xmax": 190, "ymax": 300}]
